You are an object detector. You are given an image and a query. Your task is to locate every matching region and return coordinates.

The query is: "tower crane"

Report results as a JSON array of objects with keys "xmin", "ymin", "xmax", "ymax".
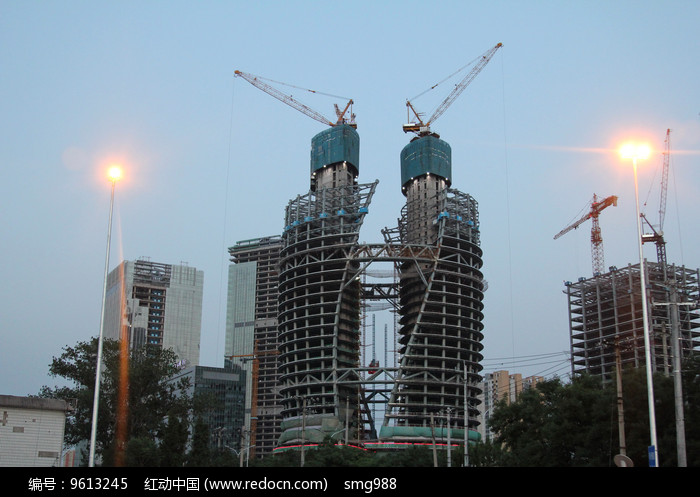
[
  {"xmin": 402, "ymin": 42, "xmax": 502, "ymax": 136},
  {"xmin": 641, "ymin": 128, "xmax": 670, "ymax": 266},
  {"xmin": 554, "ymin": 194, "xmax": 618, "ymax": 276},
  {"xmin": 234, "ymin": 70, "xmax": 356, "ymax": 128},
  {"xmin": 229, "ymin": 340, "xmax": 279, "ymax": 459}
]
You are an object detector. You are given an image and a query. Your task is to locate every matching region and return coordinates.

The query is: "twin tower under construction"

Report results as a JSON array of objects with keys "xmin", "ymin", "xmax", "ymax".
[{"xmin": 228, "ymin": 123, "xmax": 485, "ymax": 455}]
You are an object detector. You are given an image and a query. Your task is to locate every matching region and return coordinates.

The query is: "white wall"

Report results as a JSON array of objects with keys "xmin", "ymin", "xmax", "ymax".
[{"xmin": 0, "ymin": 398, "xmax": 67, "ymax": 467}]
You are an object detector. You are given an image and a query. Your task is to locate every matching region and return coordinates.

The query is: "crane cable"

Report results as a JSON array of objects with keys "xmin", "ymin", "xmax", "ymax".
[
  {"xmin": 251, "ymin": 74, "xmax": 352, "ymax": 101},
  {"xmin": 408, "ymin": 52, "xmax": 483, "ymax": 103}
]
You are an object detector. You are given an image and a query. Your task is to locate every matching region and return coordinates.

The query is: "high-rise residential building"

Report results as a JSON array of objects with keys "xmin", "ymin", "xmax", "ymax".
[
  {"xmin": 168, "ymin": 363, "xmax": 246, "ymax": 452},
  {"xmin": 225, "ymin": 236, "xmax": 283, "ymax": 457},
  {"xmin": 477, "ymin": 371, "xmax": 544, "ymax": 442},
  {"xmin": 565, "ymin": 262, "xmax": 700, "ymax": 379},
  {"xmin": 104, "ymin": 258, "xmax": 203, "ymax": 367}
]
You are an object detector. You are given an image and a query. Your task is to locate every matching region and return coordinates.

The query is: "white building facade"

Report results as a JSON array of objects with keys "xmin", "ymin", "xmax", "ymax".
[{"xmin": 0, "ymin": 395, "xmax": 69, "ymax": 467}]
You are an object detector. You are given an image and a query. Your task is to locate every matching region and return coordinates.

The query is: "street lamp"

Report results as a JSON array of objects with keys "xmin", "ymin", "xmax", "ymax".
[
  {"xmin": 620, "ymin": 143, "xmax": 659, "ymax": 467},
  {"xmin": 88, "ymin": 165, "xmax": 122, "ymax": 467}
]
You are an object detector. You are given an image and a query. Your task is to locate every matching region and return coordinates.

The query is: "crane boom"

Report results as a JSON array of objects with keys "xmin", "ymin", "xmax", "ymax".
[
  {"xmin": 403, "ymin": 42, "xmax": 502, "ymax": 134},
  {"xmin": 554, "ymin": 194, "xmax": 618, "ymax": 275},
  {"xmin": 234, "ymin": 70, "xmax": 355, "ymax": 128},
  {"xmin": 553, "ymin": 194, "xmax": 618, "ymax": 240},
  {"xmin": 428, "ymin": 43, "xmax": 503, "ymax": 127}
]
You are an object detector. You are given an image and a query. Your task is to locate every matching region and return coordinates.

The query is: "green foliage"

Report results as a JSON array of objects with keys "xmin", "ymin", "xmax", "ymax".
[
  {"xmin": 375, "ymin": 445, "xmax": 441, "ymax": 467},
  {"xmin": 682, "ymin": 354, "xmax": 700, "ymax": 466},
  {"xmin": 303, "ymin": 439, "xmax": 376, "ymax": 467},
  {"xmin": 41, "ymin": 337, "xmax": 700, "ymax": 468},
  {"xmin": 487, "ymin": 375, "xmax": 620, "ymax": 466},
  {"xmin": 40, "ymin": 337, "xmax": 192, "ymax": 465},
  {"xmin": 468, "ymin": 440, "xmax": 504, "ymax": 467},
  {"xmin": 125, "ymin": 437, "xmax": 160, "ymax": 466},
  {"xmin": 483, "ymin": 362, "xmax": 700, "ymax": 467},
  {"xmin": 159, "ymin": 411, "xmax": 189, "ymax": 467},
  {"xmin": 186, "ymin": 417, "xmax": 212, "ymax": 467}
]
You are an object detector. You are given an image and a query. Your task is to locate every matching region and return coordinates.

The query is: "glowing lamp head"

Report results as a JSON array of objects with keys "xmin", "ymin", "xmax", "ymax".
[
  {"xmin": 620, "ymin": 143, "xmax": 650, "ymax": 160},
  {"xmin": 107, "ymin": 166, "xmax": 123, "ymax": 182}
]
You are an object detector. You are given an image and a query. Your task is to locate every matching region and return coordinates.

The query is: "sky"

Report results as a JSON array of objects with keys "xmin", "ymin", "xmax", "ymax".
[{"xmin": 2, "ymin": 1, "xmax": 699, "ymax": 397}]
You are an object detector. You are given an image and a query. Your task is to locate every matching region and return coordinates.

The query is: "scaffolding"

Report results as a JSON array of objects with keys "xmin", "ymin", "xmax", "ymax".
[
  {"xmin": 277, "ymin": 179, "xmax": 379, "ymax": 445},
  {"xmin": 565, "ymin": 262, "xmax": 700, "ymax": 379},
  {"xmin": 275, "ymin": 128, "xmax": 486, "ymax": 451},
  {"xmin": 381, "ymin": 187, "xmax": 485, "ymax": 440}
]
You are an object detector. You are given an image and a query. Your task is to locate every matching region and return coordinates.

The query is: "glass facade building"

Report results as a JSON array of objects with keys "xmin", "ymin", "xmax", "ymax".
[{"xmin": 104, "ymin": 258, "xmax": 203, "ymax": 367}]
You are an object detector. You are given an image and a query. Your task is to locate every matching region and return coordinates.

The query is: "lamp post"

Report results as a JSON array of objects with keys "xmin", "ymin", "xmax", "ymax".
[
  {"xmin": 620, "ymin": 143, "xmax": 659, "ymax": 467},
  {"xmin": 88, "ymin": 166, "xmax": 122, "ymax": 467}
]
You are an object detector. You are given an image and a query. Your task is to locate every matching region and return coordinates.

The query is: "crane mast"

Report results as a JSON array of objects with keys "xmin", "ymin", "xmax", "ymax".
[
  {"xmin": 234, "ymin": 70, "xmax": 356, "ymax": 128},
  {"xmin": 554, "ymin": 194, "xmax": 618, "ymax": 276},
  {"xmin": 641, "ymin": 128, "xmax": 670, "ymax": 266},
  {"xmin": 403, "ymin": 42, "xmax": 502, "ymax": 135}
]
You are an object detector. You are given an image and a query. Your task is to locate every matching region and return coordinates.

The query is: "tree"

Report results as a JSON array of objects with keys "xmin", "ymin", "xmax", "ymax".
[
  {"xmin": 185, "ymin": 416, "xmax": 212, "ymax": 467},
  {"xmin": 682, "ymin": 354, "xmax": 700, "ymax": 466},
  {"xmin": 159, "ymin": 410, "xmax": 189, "ymax": 467},
  {"xmin": 40, "ymin": 337, "xmax": 192, "ymax": 465},
  {"xmin": 487, "ymin": 375, "xmax": 617, "ymax": 467},
  {"xmin": 484, "ymin": 363, "xmax": 700, "ymax": 467},
  {"xmin": 125, "ymin": 437, "xmax": 160, "ymax": 466}
]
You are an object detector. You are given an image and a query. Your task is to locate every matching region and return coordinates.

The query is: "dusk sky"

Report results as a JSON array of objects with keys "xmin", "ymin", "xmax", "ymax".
[{"xmin": 2, "ymin": 1, "xmax": 699, "ymax": 397}]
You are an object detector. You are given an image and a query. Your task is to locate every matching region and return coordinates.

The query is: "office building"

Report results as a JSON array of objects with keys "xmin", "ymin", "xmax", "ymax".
[
  {"xmin": 169, "ymin": 364, "xmax": 246, "ymax": 452},
  {"xmin": 104, "ymin": 258, "xmax": 203, "ymax": 367},
  {"xmin": 226, "ymin": 236, "xmax": 283, "ymax": 457},
  {"xmin": 274, "ymin": 123, "xmax": 487, "ymax": 451},
  {"xmin": 277, "ymin": 124, "xmax": 378, "ymax": 446}
]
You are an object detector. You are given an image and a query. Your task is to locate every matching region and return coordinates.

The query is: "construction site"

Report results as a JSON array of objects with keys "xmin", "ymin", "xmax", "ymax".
[
  {"xmin": 225, "ymin": 43, "xmax": 500, "ymax": 458},
  {"xmin": 565, "ymin": 262, "xmax": 700, "ymax": 378},
  {"xmin": 228, "ymin": 46, "xmax": 699, "ymax": 461},
  {"xmin": 556, "ymin": 129, "xmax": 700, "ymax": 381}
]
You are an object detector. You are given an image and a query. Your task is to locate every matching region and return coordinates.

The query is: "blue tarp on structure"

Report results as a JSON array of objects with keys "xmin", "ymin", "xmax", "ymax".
[
  {"xmin": 310, "ymin": 124, "xmax": 360, "ymax": 174},
  {"xmin": 400, "ymin": 135, "xmax": 452, "ymax": 188}
]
